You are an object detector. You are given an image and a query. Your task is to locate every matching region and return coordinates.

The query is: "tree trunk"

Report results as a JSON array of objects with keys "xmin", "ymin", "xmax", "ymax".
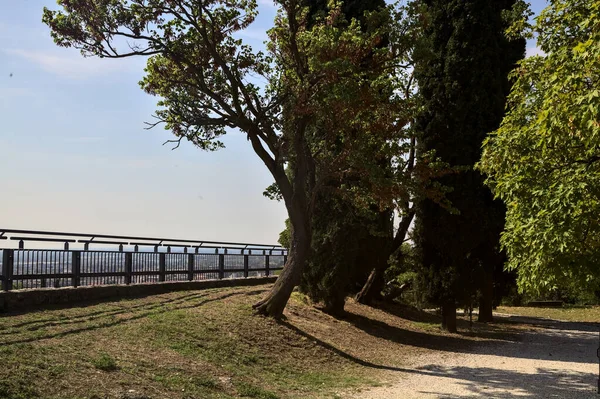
[
  {"xmin": 253, "ymin": 226, "xmax": 310, "ymax": 319},
  {"xmin": 323, "ymin": 290, "xmax": 346, "ymax": 317},
  {"xmin": 355, "ymin": 209, "xmax": 413, "ymax": 305},
  {"xmin": 355, "ymin": 266, "xmax": 385, "ymax": 305},
  {"xmin": 478, "ymin": 268, "xmax": 494, "ymax": 322},
  {"xmin": 441, "ymin": 300, "xmax": 457, "ymax": 333}
]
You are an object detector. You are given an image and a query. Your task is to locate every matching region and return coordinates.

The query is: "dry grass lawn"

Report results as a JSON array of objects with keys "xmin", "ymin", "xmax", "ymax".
[{"xmin": 0, "ymin": 285, "xmax": 530, "ymax": 399}]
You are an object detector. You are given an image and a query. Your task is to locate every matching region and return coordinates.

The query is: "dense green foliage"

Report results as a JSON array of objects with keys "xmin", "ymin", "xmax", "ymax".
[
  {"xmin": 301, "ymin": 197, "xmax": 389, "ymax": 312},
  {"xmin": 413, "ymin": 0, "xmax": 524, "ymax": 327},
  {"xmin": 43, "ymin": 0, "xmax": 417, "ymax": 316},
  {"xmin": 293, "ymin": 0, "xmax": 392, "ymax": 314},
  {"xmin": 44, "ymin": 0, "xmax": 599, "ymax": 321},
  {"xmin": 263, "ymin": 0, "xmax": 423, "ymax": 314},
  {"xmin": 479, "ymin": 0, "xmax": 600, "ymax": 297},
  {"xmin": 277, "ymin": 219, "xmax": 291, "ymax": 249}
]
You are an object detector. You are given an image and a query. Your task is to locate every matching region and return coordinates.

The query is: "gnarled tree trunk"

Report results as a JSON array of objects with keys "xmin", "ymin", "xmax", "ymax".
[{"xmin": 253, "ymin": 225, "xmax": 310, "ymax": 318}]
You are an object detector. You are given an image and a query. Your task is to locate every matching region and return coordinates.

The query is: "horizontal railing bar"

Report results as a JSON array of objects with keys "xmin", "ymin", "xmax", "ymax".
[
  {"xmin": 78, "ymin": 241, "xmax": 270, "ymax": 249},
  {"xmin": 7, "ymin": 248, "xmax": 285, "ymax": 254},
  {"xmin": 12, "ymin": 267, "xmax": 285, "ymax": 281},
  {"xmin": 127, "ymin": 243, "xmax": 276, "ymax": 251},
  {"xmin": 199, "ymin": 246, "xmax": 281, "ymax": 252},
  {"xmin": 130, "ymin": 271, "xmax": 170, "ymax": 276},
  {"xmin": 80, "ymin": 272, "xmax": 126, "ymax": 278},
  {"xmin": 78, "ymin": 240, "xmax": 130, "ymax": 246},
  {"xmin": 14, "ymin": 249, "xmax": 73, "ymax": 253},
  {"xmin": 13, "ymin": 273, "xmax": 72, "ymax": 279},
  {"xmin": 0, "ymin": 228, "xmax": 284, "ymax": 249},
  {"xmin": 128, "ymin": 241, "xmax": 190, "ymax": 248},
  {"xmin": 10, "ymin": 237, "xmax": 77, "ymax": 243}
]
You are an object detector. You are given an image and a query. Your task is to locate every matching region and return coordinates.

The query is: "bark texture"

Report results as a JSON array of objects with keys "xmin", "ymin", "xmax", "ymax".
[
  {"xmin": 253, "ymin": 228, "xmax": 310, "ymax": 318},
  {"xmin": 355, "ymin": 267, "xmax": 385, "ymax": 305}
]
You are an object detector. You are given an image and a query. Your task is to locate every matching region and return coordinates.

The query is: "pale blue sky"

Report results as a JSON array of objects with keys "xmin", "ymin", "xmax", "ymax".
[{"xmin": 0, "ymin": 0, "xmax": 547, "ymax": 244}]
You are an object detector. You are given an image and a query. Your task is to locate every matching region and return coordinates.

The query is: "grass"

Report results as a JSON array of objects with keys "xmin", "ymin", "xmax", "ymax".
[
  {"xmin": 497, "ymin": 305, "xmax": 600, "ymax": 323},
  {"xmin": 0, "ymin": 285, "xmax": 526, "ymax": 399},
  {"xmin": 0, "ymin": 286, "xmax": 376, "ymax": 399},
  {"xmin": 235, "ymin": 382, "xmax": 279, "ymax": 399},
  {"xmin": 411, "ymin": 321, "xmax": 440, "ymax": 332},
  {"xmin": 91, "ymin": 353, "xmax": 118, "ymax": 372}
]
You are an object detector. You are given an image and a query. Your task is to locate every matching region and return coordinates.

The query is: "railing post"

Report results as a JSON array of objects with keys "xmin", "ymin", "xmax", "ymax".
[
  {"xmin": 159, "ymin": 253, "xmax": 166, "ymax": 282},
  {"xmin": 243, "ymin": 251, "xmax": 249, "ymax": 278},
  {"xmin": 2, "ymin": 249, "xmax": 13, "ymax": 291},
  {"xmin": 265, "ymin": 251, "xmax": 270, "ymax": 277},
  {"xmin": 218, "ymin": 252, "xmax": 225, "ymax": 280},
  {"xmin": 124, "ymin": 252, "xmax": 132, "ymax": 285},
  {"xmin": 284, "ymin": 253, "xmax": 288, "ymax": 265},
  {"xmin": 71, "ymin": 251, "xmax": 81, "ymax": 288},
  {"xmin": 188, "ymin": 253, "xmax": 194, "ymax": 281}
]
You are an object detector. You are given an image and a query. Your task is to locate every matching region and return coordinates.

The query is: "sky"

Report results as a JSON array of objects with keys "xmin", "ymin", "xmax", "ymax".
[{"xmin": 0, "ymin": 0, "xmax": 548, "ymax": 245}]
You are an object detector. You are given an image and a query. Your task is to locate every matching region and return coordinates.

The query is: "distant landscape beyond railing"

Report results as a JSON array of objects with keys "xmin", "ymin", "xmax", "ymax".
[{"xmin": 0, "ymin": 229, "xmax": 287, "ymax": 291}]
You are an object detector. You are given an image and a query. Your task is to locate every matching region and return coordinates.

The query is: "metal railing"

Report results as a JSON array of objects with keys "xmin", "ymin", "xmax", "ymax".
[{"xmin": 0, "ymin": 229, "xmax": 287, "ymax": 291}]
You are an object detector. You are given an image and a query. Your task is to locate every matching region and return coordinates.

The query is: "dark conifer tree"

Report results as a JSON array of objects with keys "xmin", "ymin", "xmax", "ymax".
[
  {"xmin": 298, "ymin": 0, "xmax": 390, "ymax": 316},
  {"xmin": 413, "ymin": 0, "xmax": 525, "ymax": 331}
]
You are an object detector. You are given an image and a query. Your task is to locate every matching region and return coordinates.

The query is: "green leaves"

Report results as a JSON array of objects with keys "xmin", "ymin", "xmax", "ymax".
[
  {"xmin": 479, "ymin": 0, "xmax": 600, "ymax": 296},
  {"xmin": 44, "ymin": 0, "xmax": 274, "ymax": 151}
]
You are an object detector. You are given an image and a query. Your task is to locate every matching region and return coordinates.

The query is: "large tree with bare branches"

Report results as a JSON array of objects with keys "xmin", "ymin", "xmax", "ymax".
[{"xmin": 43, "ymin": 0, "xmax": 413, "ymax": 317}]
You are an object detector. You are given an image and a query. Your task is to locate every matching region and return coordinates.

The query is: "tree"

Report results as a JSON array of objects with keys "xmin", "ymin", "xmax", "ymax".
[
  {"xmin": 43, "ymin": 0, "xmax": 406, "ymax": 318},
  {"xmin": 265, "ymin": 1, "xmax": 419, "ymax": 316},
  {"xmin": 296, "ymin": 0, "xmax": 390, "ymax": 316},
  {"xmin": 354, "ymin": 0, "xmax": 426, "ymax": 306},
  {"xmin": 479, "ymin": 0, "xmax": 600, "ymax": 297},
  {"xmin": 413, "ymin": 0, "xmax": 524, "ymax": 331},
  {"xmin": 277, "ymin": 218, "xmax": 291, "ymax": 249}
]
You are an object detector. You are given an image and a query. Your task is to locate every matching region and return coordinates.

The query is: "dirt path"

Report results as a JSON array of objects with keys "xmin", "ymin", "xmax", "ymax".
[{"xmin": 353, "ymin": 315, "xmax": 599, "ymax": 398}]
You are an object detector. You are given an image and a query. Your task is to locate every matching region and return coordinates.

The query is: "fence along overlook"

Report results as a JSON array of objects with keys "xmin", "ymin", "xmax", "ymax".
[{"xmin": 0, "ymin": 229, "xmax": 287, "ymax": 291}]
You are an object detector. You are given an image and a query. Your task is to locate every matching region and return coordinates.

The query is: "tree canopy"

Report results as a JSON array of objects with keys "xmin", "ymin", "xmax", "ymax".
[
  {"xmin": 479, "ymin": 0, "xmax": 600, "ymax": 296},
  {"xmin": 43, "ymin": 0, "xmax": 415, "ymax": 317}
]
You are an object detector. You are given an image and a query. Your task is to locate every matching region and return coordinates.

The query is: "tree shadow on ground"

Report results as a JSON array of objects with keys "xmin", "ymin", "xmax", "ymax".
[
  {"xmin": 0, "ymin": 289, "xmax": 265, "ymax": 345},
  {"xmin": 365, "ymin": 301, "xmax": 532, "ymax": 342},
  {"xmin": 369, "ymin": 301, "xmax": 441, "ymax": 324},
  {"xmin": 280, "ymin": 320, "xmax": 412, "ymax": 372},
  {"xmin": 281, "ymin": 319, "xmax": 598, "ymax": 397},
  {"xmin": 282, "ymin": 317, "xmax": 598, "ymax": 397},
  {"xmin": 414, "ymin": 365, "xmax": 597, "ymax": 398},
  {"xmin": 0, "ymin": 291, "xmax": 209, "ymax": 331},
  {"xmin": 283, "ymin": 305, "xmax": 599, "ymax": 366},
  {"xmin": 342, "ymin": 311, "xmax": 519, "ymax": 349},
  {"xmin": 495, "ymin": 314, "xmax": 600, "ymax": 332}
]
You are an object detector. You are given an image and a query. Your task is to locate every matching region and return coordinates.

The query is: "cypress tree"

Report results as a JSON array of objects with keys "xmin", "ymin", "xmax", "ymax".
[
  {"xmin": 298, "ymin": 0, "xmax": 390, "ymax": 316},
  {"xmin": 414, "ymin": 0, "xmax": 525, "ymax": 331}
]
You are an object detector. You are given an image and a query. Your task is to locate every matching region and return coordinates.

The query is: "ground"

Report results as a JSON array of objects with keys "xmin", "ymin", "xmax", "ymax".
[
  {"xmin": 0, "ymin": 285, "xmax": 598, "ymax": 398},
  {"xmin": 354, "ymin": 314, "xmax": 599, "ymax": 398}
]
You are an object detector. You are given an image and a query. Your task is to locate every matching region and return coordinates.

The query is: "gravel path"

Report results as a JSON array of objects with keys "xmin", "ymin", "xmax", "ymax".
[{"xmin": 354, "ymin": 315, "xmax": 599, "ymax": 398}]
